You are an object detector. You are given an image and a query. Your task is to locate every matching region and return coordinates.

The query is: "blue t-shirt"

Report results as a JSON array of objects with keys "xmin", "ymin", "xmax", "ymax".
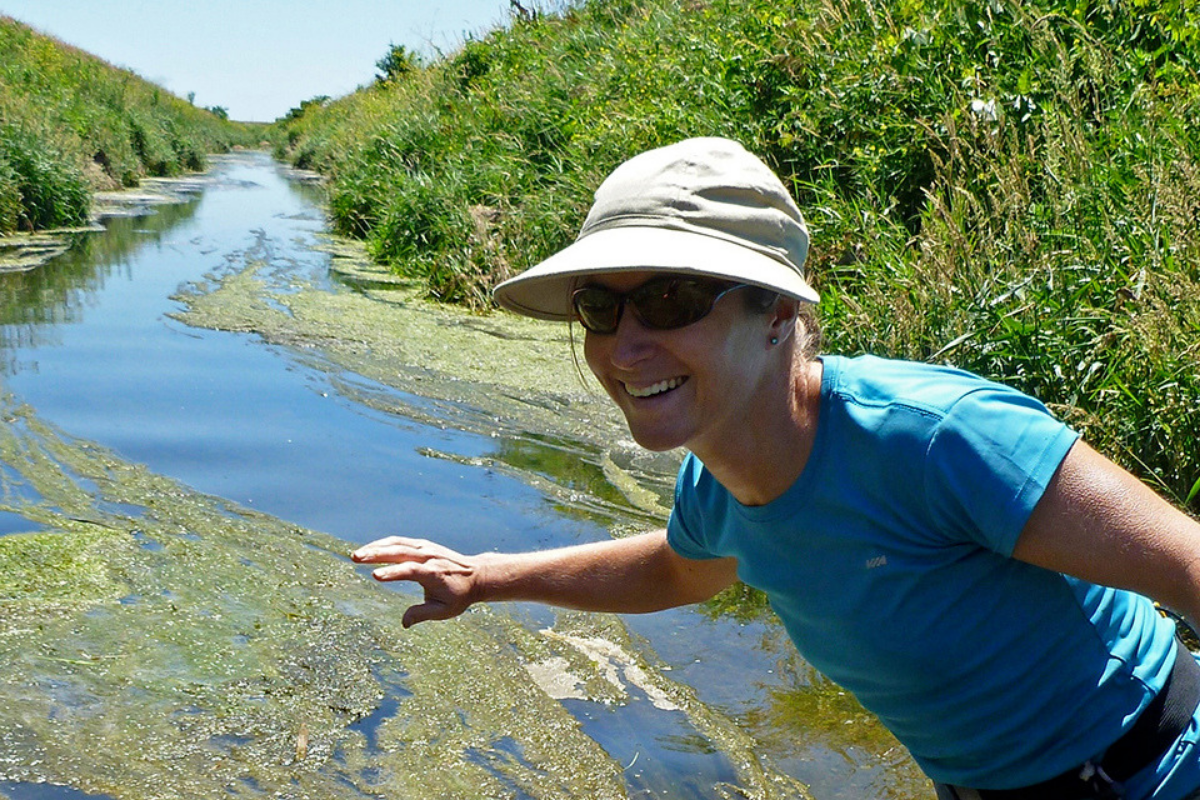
[{"xmin": 667, "ymin": 355, "xmax": 1179, "ymax": 789}]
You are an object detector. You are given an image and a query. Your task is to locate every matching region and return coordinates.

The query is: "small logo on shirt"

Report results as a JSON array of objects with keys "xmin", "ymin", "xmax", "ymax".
[{"xmin": 865, "ymin": 555, "xmax": 888, "ymax": 570}]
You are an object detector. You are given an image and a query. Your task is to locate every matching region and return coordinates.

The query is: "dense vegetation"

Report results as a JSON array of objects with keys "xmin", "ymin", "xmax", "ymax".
[
  {"xmin": 271, "ymin": 0, "xmax": 1200, "ymax": 510},
  {"xmin": 0, "ymin": 15, "xmax": 256, "ymax": 233}
]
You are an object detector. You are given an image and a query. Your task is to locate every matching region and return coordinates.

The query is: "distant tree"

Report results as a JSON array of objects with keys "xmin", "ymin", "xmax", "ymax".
[
  {"xmin": 280, "ymin": 96, "xmax": 330, "ymax": 123},
  {"xmin": 187, "ymin": 91, "xmax": 195, "ymax": 105},
  {"xmin": 207, "ymin": 106, "xmax": 229, "ymax": 120},
  {"xmin": 375, "ymin": 43, "xmax": 419, "ymax": 84}
]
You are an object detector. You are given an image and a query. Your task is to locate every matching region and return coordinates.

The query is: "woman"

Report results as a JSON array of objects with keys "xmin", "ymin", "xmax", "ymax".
[{"xmin": 352, "ymin": 137, "xmax": 1200, "ymax": 799}]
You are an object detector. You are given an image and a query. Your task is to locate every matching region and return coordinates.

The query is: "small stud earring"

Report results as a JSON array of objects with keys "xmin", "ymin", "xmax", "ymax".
[{"xmin": 770, "ymin": 336, "xmax": 779, "ymax": 346}]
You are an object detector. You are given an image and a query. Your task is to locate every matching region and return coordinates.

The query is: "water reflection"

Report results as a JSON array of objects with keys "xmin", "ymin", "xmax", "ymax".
[
  {"xmin": 0, "ymin": 199, "xmax": 201, "ymax": 354},
  {"xmin": 492, "ymin": 432, "xmax": 671, "ymax": 521}
]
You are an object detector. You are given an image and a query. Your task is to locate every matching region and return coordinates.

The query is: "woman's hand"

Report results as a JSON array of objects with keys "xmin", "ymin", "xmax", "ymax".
[{"xmin": 352, "ymin": 536, "xmax": 482, "ymax": 627}]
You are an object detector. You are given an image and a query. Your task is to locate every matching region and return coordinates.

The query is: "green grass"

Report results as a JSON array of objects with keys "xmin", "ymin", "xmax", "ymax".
[
  {"xmin": 0, "ymin": 15, "xmax": 257, "ymax": 233},
  {"xmin": 271, "ymin": 0, "xmax": 1199, "ymax": 509}
]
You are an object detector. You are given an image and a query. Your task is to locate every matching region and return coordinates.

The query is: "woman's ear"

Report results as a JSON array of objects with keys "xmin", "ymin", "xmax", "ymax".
[{"xmin": 768, "ymin": 296, "xmax": 800, "ymax": 347}]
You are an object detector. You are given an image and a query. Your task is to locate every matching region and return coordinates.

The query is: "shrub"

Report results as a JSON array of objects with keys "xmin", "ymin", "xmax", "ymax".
[{"xmin": 0, "ymin": 124, "xmax": 90, "ymax": 231}]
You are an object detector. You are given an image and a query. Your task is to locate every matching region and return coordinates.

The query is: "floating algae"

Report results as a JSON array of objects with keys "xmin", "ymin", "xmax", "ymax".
[
  {"xmin": 0, "ymin": 233, "xmax": 76, "ymax": 274},
  {"xmin": 0, "ymin": 395, "xmax": 812, "ymax": 799}
]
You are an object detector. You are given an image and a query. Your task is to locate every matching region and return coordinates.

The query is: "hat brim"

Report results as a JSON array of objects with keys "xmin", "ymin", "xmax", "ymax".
[{"xmin": 493, "ymin": 226, "xmax": 819, "ymax": 322}]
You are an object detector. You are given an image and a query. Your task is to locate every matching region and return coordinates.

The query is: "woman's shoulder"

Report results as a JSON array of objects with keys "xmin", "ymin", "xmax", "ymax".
[{"xmin": 823, "ymin": 354, "xmax": 1031, "ymax": 417}]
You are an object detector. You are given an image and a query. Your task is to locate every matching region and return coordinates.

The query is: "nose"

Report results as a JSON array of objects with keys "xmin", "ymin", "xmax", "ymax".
[{"xmin": 606, "ymin": 310, "xmax": 657, "ymax": 370}]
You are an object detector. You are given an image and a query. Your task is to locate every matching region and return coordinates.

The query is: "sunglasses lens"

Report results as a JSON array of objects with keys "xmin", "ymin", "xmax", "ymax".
[
  {"xmin": 631, "ymin": 279, "xmax": 723, "ymax": 330},
  {"xmin": 572, "ymin": 279, "xmax": 737, "ymax": 334},
  {"xmin": 571, "ymin": 286, "xmax": 622, "ymax": 334}
]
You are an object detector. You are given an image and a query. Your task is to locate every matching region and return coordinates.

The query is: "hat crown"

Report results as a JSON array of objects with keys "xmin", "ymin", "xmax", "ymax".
[{"xmin": 579, "ymin": 137, "xmax": 809, "ymax": 273}]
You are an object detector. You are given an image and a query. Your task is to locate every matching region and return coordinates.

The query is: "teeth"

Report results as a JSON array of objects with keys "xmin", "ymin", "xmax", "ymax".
[{"xmin": 625, "ymin": 377, "xmax": 685, "ymax": 398}]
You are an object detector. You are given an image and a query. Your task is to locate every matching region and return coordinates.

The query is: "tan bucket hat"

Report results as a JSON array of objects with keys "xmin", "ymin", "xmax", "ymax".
[{"xmin": 493, "ymin": 137, "xmax": 819, "ymax": 321}]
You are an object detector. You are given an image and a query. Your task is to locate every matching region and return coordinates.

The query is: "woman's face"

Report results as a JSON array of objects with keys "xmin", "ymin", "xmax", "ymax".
[{"xmin": 581, "ymin": 271, "xmax": 779, "ymax": 454}]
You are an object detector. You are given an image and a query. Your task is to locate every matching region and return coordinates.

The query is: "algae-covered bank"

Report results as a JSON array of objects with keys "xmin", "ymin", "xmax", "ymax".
[
  {"xmin": 0, "ymin": 173, "xmax": 215, "ymax": 275},
  {"xmin": 0, "ymin": 153, "xmax": 927, "ymax": 800}
]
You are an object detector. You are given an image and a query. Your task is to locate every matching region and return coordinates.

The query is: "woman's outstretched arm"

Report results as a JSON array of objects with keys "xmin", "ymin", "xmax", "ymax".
[{"xmin": 351, "ymin": 529, "xmax": 739, "ymax": 628}]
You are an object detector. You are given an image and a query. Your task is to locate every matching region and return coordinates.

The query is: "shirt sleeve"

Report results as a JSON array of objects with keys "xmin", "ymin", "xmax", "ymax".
[
  {"xmin": 666, "ymin": 454, "xmax": 722, "ymax": 560},
  {"xmin": 923, "ymin": 385, "xmax": 1080, "ymax": 556}
]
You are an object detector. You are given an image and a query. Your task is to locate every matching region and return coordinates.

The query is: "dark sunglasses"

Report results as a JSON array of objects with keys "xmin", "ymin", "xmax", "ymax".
[{"xmin": 570, "ymin": 277, "xmax": 748, "ymax": 335}]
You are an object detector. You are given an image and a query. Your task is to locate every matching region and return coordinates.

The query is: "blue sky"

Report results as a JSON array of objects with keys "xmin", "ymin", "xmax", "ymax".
[{"xmin": 0, "ymin": 0, "xmax": 515, "ymax": 122}]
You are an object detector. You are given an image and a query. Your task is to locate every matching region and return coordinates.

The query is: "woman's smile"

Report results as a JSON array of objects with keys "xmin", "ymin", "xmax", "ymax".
[{"xmin": 623, "ymin": 376, "xmax": 688, "ymax": 398}]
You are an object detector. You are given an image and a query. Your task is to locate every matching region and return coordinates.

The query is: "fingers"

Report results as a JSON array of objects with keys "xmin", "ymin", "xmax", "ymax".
[
  {"xmin": 351, "ymin": 537, "xmax": 457, "ymax": 565},
  {"xmin": 368, "ymin": 557, "xmax": 472, "ymax": 584},
  {"xmin": 402, "ymin": 599, "xmax": 459, "ymax": 628},
  {"xmin": 350, "ymin": 536, "xmax": 422, "ymax": 563},
  {"xmin": 352, "ymin": 553, "xmax": 478, "ymax": 627}
]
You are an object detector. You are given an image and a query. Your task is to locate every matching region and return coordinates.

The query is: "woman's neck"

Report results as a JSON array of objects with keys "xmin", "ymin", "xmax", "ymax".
[{"xmin": 691, "ymin": 356, "xmax": 823, "ymax": 507}]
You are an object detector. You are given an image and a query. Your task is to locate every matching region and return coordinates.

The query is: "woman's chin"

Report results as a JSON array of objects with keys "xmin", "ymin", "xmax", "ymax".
[{"xmin": 623, "ymin": 422, "xmax": 689, "ymax": 453}]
